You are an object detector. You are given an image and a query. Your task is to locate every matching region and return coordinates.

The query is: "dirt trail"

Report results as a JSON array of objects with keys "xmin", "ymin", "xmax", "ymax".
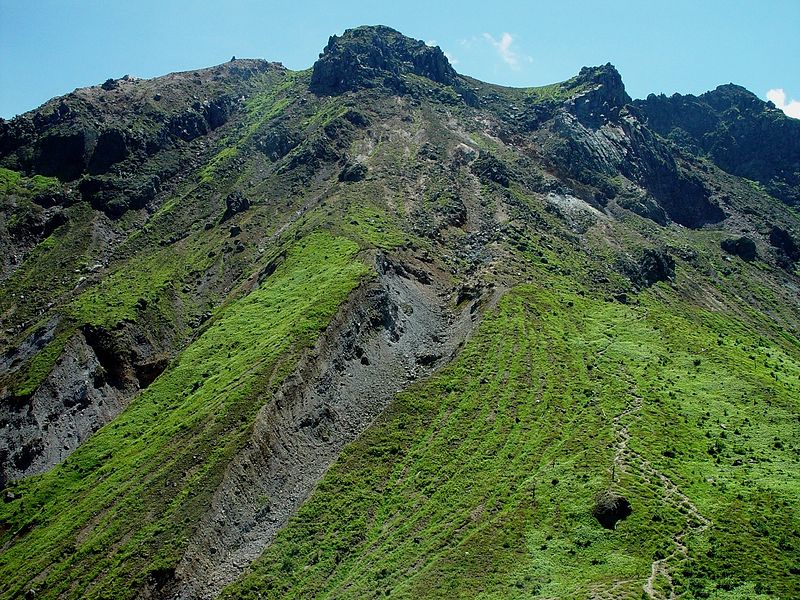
[
  {"xmin": 590, "ymin": 312, "xmax": 711, "ymax": 600},
  {"xmin": 163, "ymin": 254, "xmax": 480, "ymax": 599}
]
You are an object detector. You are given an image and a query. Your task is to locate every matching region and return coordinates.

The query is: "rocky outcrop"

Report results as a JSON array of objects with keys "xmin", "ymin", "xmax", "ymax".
[
  {"xmin": 222, "ymin": 191, "xmax": 251, "ymax": 222},
  {"xmin": 769, "ymin": 225, "xmax": 799, "ymax": 268},
  {"xmin": 0, "ymin": 321, "xmax": 169, "ymax": 486},
  {"xmin": 338, "ymin": 161, "xmax": 367, "ymax": 182},
  {"xmin": 545, "ymin": 104, "xmax": 724, "ymax": 227},
  {"xmin": 634, "ymin": 85, "xmax": 800, "ymax": 206},
  {"xmin": 165, "ymin": 255, "xmax": 479, "ymax": 599},
  {"xmin": 310, "ymin": 25, "xmax": 457, "ymax": 94},
  {"xmin": 721, "ymin": 236, "xmax": 757, "ymax": 261},
  {"xmin": 0, "ymin": 63, "xmax": 278, "ymax": 218},
  {"xmin": 566, "ymin": 63, "xmax": 631, "ymax": 127},
  {"xmin": 256, "ymin": 125, "xmax": 298, "ymax": 162},
  {"xmin": 616, "ymin": 248, "xmax": 676, "ymax": 288},
  {"xmin": 79, "ymin": 172, "xmax": 165, "ymax": 217}
]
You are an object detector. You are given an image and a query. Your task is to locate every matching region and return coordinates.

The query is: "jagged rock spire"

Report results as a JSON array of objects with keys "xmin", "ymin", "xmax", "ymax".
[{"xmin": 310, "ymin": 25, "xmax": 457, "ymax": 94}]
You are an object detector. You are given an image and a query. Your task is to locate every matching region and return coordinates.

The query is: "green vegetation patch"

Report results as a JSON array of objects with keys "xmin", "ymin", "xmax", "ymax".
[
  {"xmin": 0, "ymin": 232, "xmax": 370, "ymax": 600},
  {"xmin": 11, "ymin": 331, "xmax": 72, "ymax": 398},
  {"xmin": 0, "ymin": 167, "xmax": 59, "ymax": 196},
  {"xmin": 199, "ymin": 146, "xmax": 239, "ymax": 183},
  {"xmin": 224, "ymin": 281, "xmax": 800, "ymax": 599},
  {"xmin": 0, "ymin": 167, "xmax": 22, "ymax": 193}
]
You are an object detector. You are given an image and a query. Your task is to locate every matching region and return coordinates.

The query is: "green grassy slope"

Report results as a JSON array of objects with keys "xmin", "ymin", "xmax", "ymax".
[
  {"xmin": 0, "ymin": 233, "xmax": 369, "ymax": 600},
  {"xmin": 2, "ymin": 31, "xmax": 799, "ymax": 598},
  {"xmin": 223, "ymin": 277, "xmax": 800, "ymax": 599}
]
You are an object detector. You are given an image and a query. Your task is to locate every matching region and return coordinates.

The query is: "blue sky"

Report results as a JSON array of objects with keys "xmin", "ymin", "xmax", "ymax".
[{"xmin": 1, "ymin": 0, "xmax": 799, "ymax": 118}]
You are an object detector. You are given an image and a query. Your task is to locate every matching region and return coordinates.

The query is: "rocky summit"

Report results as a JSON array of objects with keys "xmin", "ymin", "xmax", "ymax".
[{"xmin": 0, "ymin": 25, "xmax": 798, "ymax": 600}]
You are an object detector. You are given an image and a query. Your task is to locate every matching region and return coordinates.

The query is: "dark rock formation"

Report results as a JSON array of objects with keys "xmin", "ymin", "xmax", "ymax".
[
  {"xmin": 310, "ymin": 25, "xmax": 457, "ymax": 94},
  {"xmin": 618, "ymin": 248, "xmax": 676, "ymax": 288},
  {"xmin": 470, "ymin": 151, "xmax": 510, "ymax": 187},
  {"xmin": 617, "ymin": 193, "xmax": 669, "ymax": 225},
  {"xmin": 0, "ymin": 321, "xmax": 168, "ymax": 485},
  {"xmin": 34, "ymin": 130, "xmax": 96, "ymax": 180},
  {"xmin": 79, "ymin": 172, "xmax": 163, "ymax": 217},
  {"xmin": 567, "ymin": 63, "xmax": 631, "ymax": 127},
  {"xmin": 635, "ymin": 85, "xmax": 800, "ymax": 206},
  {"xmin": 222, "ymin": 191, "xmax": 251, "ymax": 221},
  {"xmin": 88, "ymin": 128, "xmax": 129, "ymax": 174},
  {"xmin": 542, "ymin": 70, "xmax": 725, "ymax": 228},
  {"xmin": 338, "ymin": 161, "xmax": 368, "ymax": 182},
  {"xmin": 7, "ymin": 208, "xmax": 68, "ymax": 246},
  {"xmin": 256, "ymin": 125, "xmax": 298, "ymax": 162},
  {"xmin": 638, "ymin": 248, "xmax": 676, "ymax": 285},
  {"xmin": 769, "ymin": 225, "xmax": 799, "ymax": 267},
  {"xmin": 593, "ymin": 491, "xmax": 632, "ymax": 529},
  {"xmin": 721, "ymin": 236, "xmax": 757, "ymax": 261},
  {"xmin": 101, "ymin": 78, "xmax": 119, "ymax": 91}
]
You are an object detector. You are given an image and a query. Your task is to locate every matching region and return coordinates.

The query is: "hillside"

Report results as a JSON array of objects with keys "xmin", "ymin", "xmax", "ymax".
[{"xmin": 0, "ymin": 25, "xmax": 798, "ymax": 600}]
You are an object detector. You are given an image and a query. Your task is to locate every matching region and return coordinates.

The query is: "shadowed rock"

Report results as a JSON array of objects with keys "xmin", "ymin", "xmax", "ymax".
[
  {"xmin": 635, "ymin": 85, "xmax": 800, "ymax": 206},
  {"xmin": 721, "ymin": 236, "xmax": 757, "ymax": 261},
  {"xmin": 222, "ymin": 191, "xmax": 251, "ymax": 222},
  {"xmin": 593, "ymin": 491, "xmax": 632, "ymax": 529},
  {"xmin": 769, "ymin": 225, "xmax": 799, "ymax": 266}
]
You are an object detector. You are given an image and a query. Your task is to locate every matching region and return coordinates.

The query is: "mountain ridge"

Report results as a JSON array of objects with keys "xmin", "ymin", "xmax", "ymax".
[{"xmin": 0, "ymin": 24, "xmax": 798, "ymax": 600}]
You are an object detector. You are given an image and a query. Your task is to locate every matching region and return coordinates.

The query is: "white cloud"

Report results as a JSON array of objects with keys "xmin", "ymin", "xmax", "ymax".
[
  {"xmin": 444, "ymin": 50, "xmax": 459, "ymax": 66},
  {"xmin": 425, "ymin": 39, "xmax": 458, "ymax": 65},
  {"xmin": 767, "ymin": 88, "xmax": 800, "ymax": 119},
  {"xmin": 482, "ymin": 32, "xmax": 531, "ymax": 70}
]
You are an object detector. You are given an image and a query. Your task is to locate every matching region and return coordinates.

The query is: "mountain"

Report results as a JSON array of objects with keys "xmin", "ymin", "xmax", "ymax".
[{"xmin": 0, "ymin": 25, "xmax": 798, "ymax": 600}]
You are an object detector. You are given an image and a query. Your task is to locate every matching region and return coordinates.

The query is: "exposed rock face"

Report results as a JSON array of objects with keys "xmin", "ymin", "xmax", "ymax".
[
  {"xmin": 166, "ymin": 255, "xmax": 479, "ymax": 599},
  {"xmin": 769, "ymin": 225, "xmax": 800, "ymax": 268},
  {"xmin": 2, "ymin": 95, "xmax": 239, "ymax": 184},
  {"xmin": 721, "ymin": 236, "xmax": 757, "ymax": 261},
  {"xmin": 567, "ymin": 63, "xmax": 631, "ymax": 127},
  {"xmin": 0, "ymin": 60, "xmax": 277, "ymax": 218},
  {"xmin": 635, "ymin": 85, "xmax": 800, "ymax": 206},
  {"xmin": 617, "ymin": 248, "xmax": 676, "ymax": 288},
  {"xmin": 638, "ymin": 248, "xmax": 676, "ymax": 285},
  {"xmin": 310, "ymin": 25, "xmax": 457, "ymax": 94},
  {"xmin": 79, "ymin": 172, "xmax": 164, "ymax": 217},
  {"xmin": 0, "ymin": 321, "xmax": 168, "ymax": 486},
  {"xmin": 6, "ymin": 207, "xmax": 68, "ymax": 247},
  {"xmin": 0, "ymin": 318, "xmax": 58, "ymax": 378},
  {"xmin": 541, "ymin": 66, "xmax": 725, "ymax": 228}
]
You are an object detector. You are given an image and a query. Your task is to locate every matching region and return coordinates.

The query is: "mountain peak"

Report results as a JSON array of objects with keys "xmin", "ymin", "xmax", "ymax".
[
  {"xmin": 573, "ymin": 62, "xmax": 630, "ymax": 106},
  {"xmin": 310, "ymin": 25, "xmax": 457, "ymax": 94},
  {"xmin": 699, "ymin": 83, "xmax": 765, "ymax": 113}
]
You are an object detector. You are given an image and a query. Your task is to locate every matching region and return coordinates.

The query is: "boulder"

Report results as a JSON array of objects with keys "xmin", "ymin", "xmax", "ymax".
[
  {"xmin": 720, "ymin": 236, "xmax": 757, "ymax": 261},
  {"xmin": 338, "ymin": 162, "xmax": 367, "ymax": 182},
  {"xmin": 638, "ymin": 248, "xmax": 675, "ymax": 286},
  {"xmin": 593, "ymin": 490, "xmax": 632, "ymax": 529},
  {"xmin": 222, "ymin": 191, "xmax": 250, "ymax": 222}
]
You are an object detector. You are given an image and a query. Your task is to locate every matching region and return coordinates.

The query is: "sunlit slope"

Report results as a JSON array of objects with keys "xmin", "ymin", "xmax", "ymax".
[
  {"xmin": 225, "ymin": 281, "xmax": 800, "ymax": 599},
  {"xmin": 0, "ymin": 234, "xmax": 368, "ymax": 600}
]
